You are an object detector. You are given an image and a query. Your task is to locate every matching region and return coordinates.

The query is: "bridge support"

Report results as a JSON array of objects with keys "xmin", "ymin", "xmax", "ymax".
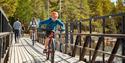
[{"xmin": 122, "ymin": 16, "xmax": 125, "ymax": 63}]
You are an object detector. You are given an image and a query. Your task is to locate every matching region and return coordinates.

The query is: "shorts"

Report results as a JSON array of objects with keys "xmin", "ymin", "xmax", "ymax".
[
  {"xmin": 30, "ymin": 27, "xmax": 37, "ymax": 30},
  {"xmin": 45, "ymin": 30, "xmax": 54, "ymax": 37}
]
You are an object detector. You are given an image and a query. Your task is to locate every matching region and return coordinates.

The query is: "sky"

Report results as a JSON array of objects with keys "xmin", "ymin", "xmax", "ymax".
[{"xmin": 111, "ymin": 0, "xmax": 117, "ymax": 2}]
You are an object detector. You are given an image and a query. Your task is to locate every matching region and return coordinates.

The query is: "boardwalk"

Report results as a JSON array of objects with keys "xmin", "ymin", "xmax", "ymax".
[{"xmin": 8, "ymin": 37, "xmax": 85, "ymax": 63}]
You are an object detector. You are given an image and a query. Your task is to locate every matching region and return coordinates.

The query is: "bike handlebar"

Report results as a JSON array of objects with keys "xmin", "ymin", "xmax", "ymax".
[{"xmin": 38, "ymin": 28, "xmax": 64, "ymax": 32}]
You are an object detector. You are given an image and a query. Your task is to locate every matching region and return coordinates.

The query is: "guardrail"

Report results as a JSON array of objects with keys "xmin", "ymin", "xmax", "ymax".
[{"xmin": 0, "ymin": 32, "xmax": 13, "ymax": 63}]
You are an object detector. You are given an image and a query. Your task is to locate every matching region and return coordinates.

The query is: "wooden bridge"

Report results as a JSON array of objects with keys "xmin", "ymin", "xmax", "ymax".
[{"xmin": 1, "ymin": 8, "xmax": 125, "ymax": 63}]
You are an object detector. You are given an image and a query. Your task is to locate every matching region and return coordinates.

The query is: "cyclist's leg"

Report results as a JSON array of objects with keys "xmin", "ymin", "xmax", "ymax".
[
  {"xmin": 43, "ymin": 37, "xmax": 50, "ymax": 52},
  {"xmin": 43, "ymin": 31, "xmax": 53, "ymax": 52},
  {"xmin": 35, "ymin": 29, "xmax": 37, "ymax": 41},
  {"xmin": 29, "ymin": 30, "xmax": 32, "ymax": 39}
]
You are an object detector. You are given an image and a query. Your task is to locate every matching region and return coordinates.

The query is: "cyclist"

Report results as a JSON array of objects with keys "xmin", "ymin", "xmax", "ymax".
[
  {"xmin": 29, "ymin": 17, "xmax": 38, "ymax": 41},
  {"xmin": 38, "ymin": 11, "xmax": 65, "ymax": 53}
]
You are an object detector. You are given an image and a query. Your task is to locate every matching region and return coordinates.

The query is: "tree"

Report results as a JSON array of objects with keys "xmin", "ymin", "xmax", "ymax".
[
  {"xmin": 0, "ymin": 0, "xmax": 18, "ymax": 17},
  {"xmin": 88, "ymin": 0, "xmax": 103, "ymax": 16},
  {"xmin": 14, "ymin": 0, "xmax": 32, "ymax": 23},
  {"xmin": 116, "ymin": 0, "xmax": 125, "ymax": 13},
  {"xmin": 102, "ymin": 0, "xmax": 113, "ymax": 15},
  {"xmin": 30, "ymin": 0, "xmax": 45, "ymax": 18}
]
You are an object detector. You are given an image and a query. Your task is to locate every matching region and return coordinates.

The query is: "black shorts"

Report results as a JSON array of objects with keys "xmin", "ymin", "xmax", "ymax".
[
  {"xmin": 30, "ymin": 27, "xmax": 37, "ymax": 30},
  {"xmin": 45, "ymin": 30, "xmax": 54, "ymax": 37}
]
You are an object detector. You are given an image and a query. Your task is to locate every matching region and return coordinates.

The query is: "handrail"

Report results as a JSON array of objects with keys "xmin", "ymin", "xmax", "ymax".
[
  {"xmin": 39, "ymin": 32, "xmax": 125, "ymax": 37},
  {"xmin": 0, "ymin": 32, "xmax": 12, "ymax": 63}
]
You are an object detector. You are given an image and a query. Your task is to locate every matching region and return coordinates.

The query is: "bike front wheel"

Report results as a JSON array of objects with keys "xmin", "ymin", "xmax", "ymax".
[{"xmin": 51, "ymin": 39, "xmax": 55, "ymax": 63}]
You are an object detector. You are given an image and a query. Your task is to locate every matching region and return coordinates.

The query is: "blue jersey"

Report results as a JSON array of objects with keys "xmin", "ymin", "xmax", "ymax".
[{"xmin": 39, "ymin": 18, "xmax": 65, "ymax": 32}]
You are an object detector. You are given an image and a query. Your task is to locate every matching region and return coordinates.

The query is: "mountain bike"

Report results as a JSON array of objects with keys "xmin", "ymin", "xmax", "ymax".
[
  {"xmin": 31, "ymin": 28, "xmax": 36, "ymax": 46},
  {"xmin": 41, "ymin": 28, "xmax": 55, "ymax": 63}
]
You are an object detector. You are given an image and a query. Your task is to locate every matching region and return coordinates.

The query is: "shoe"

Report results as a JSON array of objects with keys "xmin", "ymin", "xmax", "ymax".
[{"xmin": 43, "ymin": 49, "xmax": 47, "ymax": 53}]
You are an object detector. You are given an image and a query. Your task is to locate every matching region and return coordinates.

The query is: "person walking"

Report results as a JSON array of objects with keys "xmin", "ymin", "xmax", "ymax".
[{"xmin": 13, "ymin": 18, "xmax": 22, "ymax": 43}]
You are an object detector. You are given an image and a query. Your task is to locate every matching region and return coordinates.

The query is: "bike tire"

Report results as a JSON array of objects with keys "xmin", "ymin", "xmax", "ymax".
[
  {"xmin": 51, "ymin": 39, "xmax": 55, "ymax": 63},
  {"xmin": 32, "ymin": 32, "xmax": 35, "ymax": 46},
  {"xmin": 46, "ymin": 39, "xmax": 51, "ymax": 60}
]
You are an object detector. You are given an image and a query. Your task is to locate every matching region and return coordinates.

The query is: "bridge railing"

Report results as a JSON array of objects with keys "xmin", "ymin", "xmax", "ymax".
[
  {"xmin": 0, "ymin": 7, "xmax": 13, "ymax": 63},
  {"xmin": 66, "ymin": 33, "xmax": 125, "ymax": 63},
  {"xmin": 0, "ymin": 32, "xmax": 12, "ymax": 63}
]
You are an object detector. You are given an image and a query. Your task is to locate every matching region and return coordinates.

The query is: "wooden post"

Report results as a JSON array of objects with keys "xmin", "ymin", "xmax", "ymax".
[
  {"xmin": 91, "ymin": 36, "xmax": 104, "ymax": 63},
  {"xmin": 72, "ymin": 22, "xmax": 81, "ymax": 57},
  {"xmin": 70, "ymin": 22, "xmax": 74, "ymax": 44},
  {"xmin": 72, "ymin": 35, "xmax": 80, "ymax": 57},
  {"xmin": 78, "ymin": 21, "xmax": 82, "ymax": 59},
  {"xmin": 102, "ymin": 18, "xmax": 106, "ymax": 62},
  {"xmin": 0, "ymin": 38, "xmax": 2, "ymax": 63},
  {"xmin": 65, "ymin": 23, "xmax": 68, "ymax": 54},
  {"xmin": 122, "ymin": 16, "xmax": 125, "ymax": 63},
  {"xmin": 80, "ymin": 36, "xmax": 91, "ymax": 61},
  {"xmin": 89, "ymin": 19, "xmax": 92, "ymax": 62},
  {"xmin": 70, "ymin": 22, "xmax": 74, "ymax": 55},
  {"xmin": 108, "ymin": 38, "xmax": 121, "ymax": 63},
  {"xmin": 0, "ymin": 11, "xmax": 2, "ymax": 32}
]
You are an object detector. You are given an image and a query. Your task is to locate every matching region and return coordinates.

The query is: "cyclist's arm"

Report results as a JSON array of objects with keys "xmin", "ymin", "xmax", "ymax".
[
  {"xmin": 38, "ymin": 19, "xmax": 50, "ymax": 28},
  {"xmin": 57, "ymin": 20, "xmax": 65, "ymax": 31}
]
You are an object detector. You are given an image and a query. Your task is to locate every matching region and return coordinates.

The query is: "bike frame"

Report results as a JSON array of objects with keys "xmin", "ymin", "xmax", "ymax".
[
  {"xmin": 46, "ymin": 31, "xmax": 55, "ymax": 63},
  {"xmin": 32, "ymin": 29, "xmax": 35, "ymax": 46}
]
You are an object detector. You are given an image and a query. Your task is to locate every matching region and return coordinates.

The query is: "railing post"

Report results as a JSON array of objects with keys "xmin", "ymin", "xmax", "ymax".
[
  {"xmin": 89, "ymin": 19, "xmax": 92, "ymax": 62},
  {"xmin": 91, "ymin": 36, "xmax": 104, "ymax": 63},
  {"xmin": 80, "ymin": 36, "xmax": 91, "ymax": 61},
  {"xmin": 122, "ymin": 16, "xmax": 125, "ymax": 63},
  {"xmin": 102, "ymin": 18, "xmax": 106, "ymax": 62},
  {"xmin": 78, "ymin": 21, "xmax": 82, "ymax": 59},
  {"xmin": 72, "ymin": 35, "xmax": 80, "ymax": 57},
  {"xmin": 0, "ymin": 11, "xmax": 2, "ymax": 32},
  {"xmin": 70, "ymin": 22, "xmax": 74, "ymax": 44},
  {"xmin": 0, "ymin": 38, "xmax": 2, "ymax": 63},
  {"xmin": 65, "ymin": 23, "xmax": 68, "ymax": 54},
  {"xmin": 108, "ymin": 38, "xmax": 121, "ymax": 63}
]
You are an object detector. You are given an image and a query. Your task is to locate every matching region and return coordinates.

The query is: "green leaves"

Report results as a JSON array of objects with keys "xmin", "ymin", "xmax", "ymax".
[{"xmin": 0, "ymin": 0, "xmax": 18, "ymax": 17}]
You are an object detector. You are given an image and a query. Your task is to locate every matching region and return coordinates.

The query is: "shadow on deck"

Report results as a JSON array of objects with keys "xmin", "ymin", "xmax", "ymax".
[{"xmin": 8, "ymin": 37, "xmax": 85, "ymax": 63}]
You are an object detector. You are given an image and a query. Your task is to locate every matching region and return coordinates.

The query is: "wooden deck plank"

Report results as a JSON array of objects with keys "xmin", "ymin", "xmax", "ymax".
[
  {"xmin": 16, "ymin": 43, "xmax": 23, "ymax": 63},
  {"xmin": 10, "ymin": 44, "xmax": 15, "ymax": 63},
  {"xmin": 10, "ymin": 45, "xmax": 14, "ymax": 63},
  {"xmin": 26, "ymin": 38, "xmax": 72, "ymax": 63},
  {"xmin": 18, "ymin": 44, "xmax": 27, "ymax": 63},
  {"xmin": 20, "ymin": 39, "xmax": 34, "ymax": 63},
  {"xmin": 22, "ymin": 38, "xmax": 47, "ymax": 63},
  {"xmin": 8, "ymin": 45, "xmax": 12, "ymax": 63},
  {"xmin": 9, "ymin": 37, "xmax": 85, "ymax": 63},
  {"xmin": 15, "ymin": 44, "xmax": 19, "ymax": 63},
  {"xmin": 26, "ymin": 38, "xmax": 75, "ymax": 63},
  {"xmin": 9, "ymin": 37, "xmax": 15, "ymax": 63}
]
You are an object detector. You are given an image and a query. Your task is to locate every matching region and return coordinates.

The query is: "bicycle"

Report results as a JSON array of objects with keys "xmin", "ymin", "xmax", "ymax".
[
  {"xmin": 31, "ymin": 28, "xmax": 36, "ymax": 46},
  {"xmin": 40, "ymin": 28, "xmax": 55, "ymax": 63}
]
